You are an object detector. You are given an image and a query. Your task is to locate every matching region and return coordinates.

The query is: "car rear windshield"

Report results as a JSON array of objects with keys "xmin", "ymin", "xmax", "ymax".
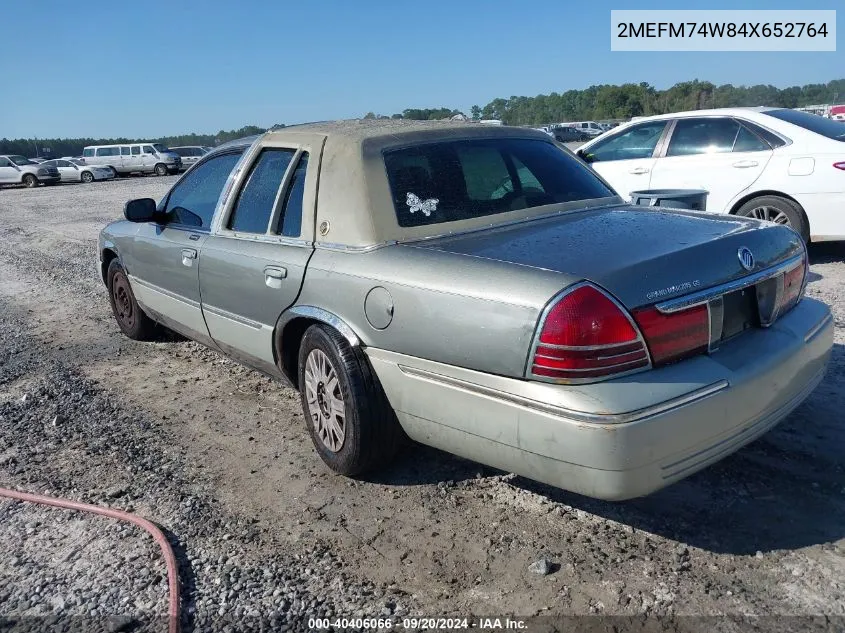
[
  {"xmin": 384, "ymin": 138, "xmax": 614, "ymax": 227},
  {"xmin": 763, "ymin": 109, "xmax": 845, "ymax": 141}
]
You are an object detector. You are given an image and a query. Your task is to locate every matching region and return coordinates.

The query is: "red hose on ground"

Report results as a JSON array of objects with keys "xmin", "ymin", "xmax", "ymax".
[{"xmin": 0, "ymin": 487, "xmax": 180, "ymax": 633}]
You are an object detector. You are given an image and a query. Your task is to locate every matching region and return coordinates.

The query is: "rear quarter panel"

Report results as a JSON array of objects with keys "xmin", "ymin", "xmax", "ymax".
[{"xmin": 295, "ymin": 245, "xmax": 576, "ymax": 378}]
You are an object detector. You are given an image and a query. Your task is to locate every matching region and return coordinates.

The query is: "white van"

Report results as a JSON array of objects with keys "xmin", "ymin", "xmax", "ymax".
[{"xmin": 81, "ymin": 143, "xmax": 182, "ymax": 176}]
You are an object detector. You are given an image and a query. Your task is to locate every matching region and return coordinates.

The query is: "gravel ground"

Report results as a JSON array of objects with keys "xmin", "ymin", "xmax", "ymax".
[{"xmin": 0, "ymin": 178, "xmax": 844, "ymax": 632}]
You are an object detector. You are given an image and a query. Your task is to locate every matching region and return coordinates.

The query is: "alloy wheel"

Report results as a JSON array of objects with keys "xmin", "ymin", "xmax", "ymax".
[
  {"xmin": 304, "ymin": 349, "xmax": 346, "ymax": 453},
  {"xmin": 748, "ymin": 205, "xmax": 791, "ymax": 226}
]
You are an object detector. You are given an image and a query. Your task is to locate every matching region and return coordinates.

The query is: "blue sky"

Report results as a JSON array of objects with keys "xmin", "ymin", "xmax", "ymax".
[{"xmin": 2, "ymin": 0, "xmax": 842, "ymax": 138}]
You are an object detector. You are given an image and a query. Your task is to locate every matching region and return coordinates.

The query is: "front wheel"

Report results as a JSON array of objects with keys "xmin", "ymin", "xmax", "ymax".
[
  {"xmin": 81, "ymin": 171, "xmax": 94, "ymax": 183},
  {"xmin": 22, "ymin": 174, "xmax": 38, "ymax": 188},
  {"xmin": 154, "ymin": 163, "xmax": 168, "ymax": 176},
  {"xmin": 298, "ymin": 324, "xmax": 403, "ymax": 476},
  {"xmin": 107, "ymin": 259, "xmax": 156, "ymax": 340},
  {"xmin": 735, "ymin": 195, "xmax": 809, "ymax": 243}
]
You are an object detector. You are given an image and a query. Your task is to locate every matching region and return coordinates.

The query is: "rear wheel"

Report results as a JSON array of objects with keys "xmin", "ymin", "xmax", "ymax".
[
  {"xmin": 735, "ymin": 195, "xmax": 809, "ymax": 243},
  {"xmin": 81, "ymin": 170, "xmax": 94, "ymax": 183},
  {"xmin": 107, "ymin": 259, "xmax": 156, "ymax": 340},
  {"xmin": 154, "ymin": 163, "xmax": 168, "ymax": 176},
  {"xmin": 298, "ymin": 324, "xmax": 403, "ymax": 476},
  {"xmin": 22, "ymin": 174, "xmax": 38, "ymax": 188}
]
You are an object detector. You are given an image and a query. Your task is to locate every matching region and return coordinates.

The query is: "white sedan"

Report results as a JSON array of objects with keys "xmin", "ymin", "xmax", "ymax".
[
  {"xmin": 577, "ymin": 107, "xmax": 845, "ymax": 242},
  {"xmin": 42, "ymin": 158, "xmax": 115, "ymax": 183}
]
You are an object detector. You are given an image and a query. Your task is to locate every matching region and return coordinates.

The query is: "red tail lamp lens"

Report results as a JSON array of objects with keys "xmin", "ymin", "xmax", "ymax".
[
  {"xmin": 632, "ymin": 304, "xmax": 709, "ymax": 366},
  {"xmin": 531, "ymin": 285, "xmax": 649, "ymax": 381},
  {"xmin": 539, "ymin": 285, "xmax": 638, "ymax": 347}
]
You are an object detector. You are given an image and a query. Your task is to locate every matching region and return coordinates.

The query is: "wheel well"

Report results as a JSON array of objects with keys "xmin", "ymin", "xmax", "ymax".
[
  {"xmin": 728, "ymin": 190, "xmax": 809, "ymax": 228},
  {"xmin": 101, "ymin": 248, "xmax": 118, "ymax": 285},
  {"xmin": 276, "ymin": 317, "xmax": 319, "ymax": 389}
]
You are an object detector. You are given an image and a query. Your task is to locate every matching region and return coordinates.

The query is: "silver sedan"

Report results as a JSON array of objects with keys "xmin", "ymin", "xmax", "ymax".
[
  {"xmin": 97, "ymin": 121, "xmax": 834, "ymax": 501},
  {"xmin": 43, "ymin": 158, "xmax": 114, "ymax": 183}
]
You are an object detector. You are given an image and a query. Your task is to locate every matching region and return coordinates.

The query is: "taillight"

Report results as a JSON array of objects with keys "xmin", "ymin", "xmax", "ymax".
[
  {"xmin": 778, "ymin": 249, "xmax": 808, "ymax": 315},
  {"xmin": 834, "ymin": 162, "xmax": 845, "ymax": 171},
  {"xmin": 632, "ymin": 304, "xmax": 709, "ymax": 366},
  {"xmin": 529, "ymin": 284, "xmax": 650, "ymax": 382}
]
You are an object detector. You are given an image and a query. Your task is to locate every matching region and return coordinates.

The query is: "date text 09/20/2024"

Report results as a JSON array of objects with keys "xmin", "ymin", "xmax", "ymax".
[{"xmin": 307, "ymin": 617, "xmax": 527, "ymax": 630}]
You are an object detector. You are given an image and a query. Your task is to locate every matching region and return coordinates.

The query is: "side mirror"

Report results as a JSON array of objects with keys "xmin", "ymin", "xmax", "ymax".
[
  {"xmin": 576, "ymin": 149, "xmax": 594, "ymax": 163},
  {"xmin": 124, "ymin": 198, "xmax": 158, "ymax": 223}
]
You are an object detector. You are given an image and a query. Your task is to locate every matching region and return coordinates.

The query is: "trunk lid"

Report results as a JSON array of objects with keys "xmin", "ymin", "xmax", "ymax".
[{"xmin": 410, "ymin": 204, "xmax": 804, "ymax": 309}]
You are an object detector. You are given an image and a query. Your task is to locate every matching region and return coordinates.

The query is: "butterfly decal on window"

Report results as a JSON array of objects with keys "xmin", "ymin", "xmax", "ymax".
[{"xmin": 406, "ymin": 192, "xmax": 439, "ymax": 216}]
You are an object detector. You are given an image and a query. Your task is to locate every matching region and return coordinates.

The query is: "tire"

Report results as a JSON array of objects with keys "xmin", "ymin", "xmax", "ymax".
[
  {"xmin": 735, "ymin": 195, "xmax": 809, "ymax": 243},
  {"xmin": 81, "ymin": 171, "xmax": 94, "ymax": 183},
  {"xmin": 106, "ymin": 259, "xmax": 156, "ymax": 340},
  {"xmin": 22, "ymin": 174, "xmax": 38, "ymax": 188},
  {"xmin": 154, "ymin": 163, "xmax": 168, "ymax": 177},
  {"xmin": 298, "ymin": 324, "xmax": 403, "ymax": 476},
  {"xmin": 107, "ymin": 166, "xmax": 120, "ymax": 178}
]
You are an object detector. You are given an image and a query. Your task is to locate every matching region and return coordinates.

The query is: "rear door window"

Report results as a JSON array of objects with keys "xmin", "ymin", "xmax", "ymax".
[
  {"xmin": 666, "ymin": 118, "xmax": 740, "ymax": 156},
  {"xmin": 273, "ymin": 153, "xmax": 309, "ymax": 237},
  {"xmin": 228, "ymin": 148, "xmax": 296, "ymax": 234},
  {"xmin": 384, "ymin": 138, "xmax": 613, "ymax": 227},
  {"xmin": 732, "ymin": 126, "xmax": 770, "ymax": 153},
  {"xmin": 131, "ymin": 146, "xmax": 141, "ymax": 155}
]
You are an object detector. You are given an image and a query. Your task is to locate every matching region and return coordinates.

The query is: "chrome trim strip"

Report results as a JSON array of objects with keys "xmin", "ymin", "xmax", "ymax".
[
  {"xmin": 534, "ymin": 349, "xmax": 647, "ymax": 362},
  {"xmin": 314, "ymin": 241, "xmax": 397, "ymax": 253},
  {"xmin": 655, "ymin": 254, "xmax": 803, "ymax": 314},
  {"xmin": 532, "ymin": 357, "xmax": 649, "ymax": 375},
  {"xmin": 285, "ymin": 306, "xmax": 360, "ymax": 347},
  {"xmin": 202, "ymin": 304, "xmax": 263, "ymax": 330},
  {"xmin": 398, "ymin": 364, "xmax": 730, "ymax": 425},
  {"xmin": 535, "ymin": 340, "xmax": 644, "ymax": 352},
  {"xmin": 707, "ymin": 296, "xmax": 724, "ymax": 352},
  {"xmin": 524, "ymin": 281, "xmax": 653, "ymax": 384},
  {"xmin": 805, "ymin": 313, "xmax": 834, "ymax": 343},
  {"xmin": 127, "ymin": 275, "xmax": 200, "ymax": 309}
]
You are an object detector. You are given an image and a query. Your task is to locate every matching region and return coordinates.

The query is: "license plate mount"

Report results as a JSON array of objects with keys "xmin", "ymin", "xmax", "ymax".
[{"xmin": 720, "ymin": 287, "xmax": 759, "ymax": 342}]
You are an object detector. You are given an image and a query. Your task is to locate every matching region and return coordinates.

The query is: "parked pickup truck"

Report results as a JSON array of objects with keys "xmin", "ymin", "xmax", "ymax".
[
  {"xmin": 98, "ymin": 120, "xmax": 832, "ymax": 500},
  {"xmin": 0, "ymin": 154, "xmax": 61, "ymax": 187}
]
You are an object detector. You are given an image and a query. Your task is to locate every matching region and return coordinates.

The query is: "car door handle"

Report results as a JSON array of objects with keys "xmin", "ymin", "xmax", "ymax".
[
  {"xmin": 732, "ymin": 160, "xmax": 759, "ymax": 168},
  {"xmin": 181, "ymin": 248, "xmax": 197, "ymax": 267},
  {"xmin": 628, "ymin": 167, "xmax": 650, "ymax": 174},
  {"xmin": 264, "ymin": 266, "xmax": 287, "ymax": 288}
]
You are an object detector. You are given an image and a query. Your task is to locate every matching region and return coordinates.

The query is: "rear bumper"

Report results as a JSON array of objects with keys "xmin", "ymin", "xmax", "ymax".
[
  {"xmin": 39, "ymin": 174, "xmax": 61, "ymax": 184},
  {"xmin": 367, "ymin": 298, "xmax": 833, "ymax": 500}
]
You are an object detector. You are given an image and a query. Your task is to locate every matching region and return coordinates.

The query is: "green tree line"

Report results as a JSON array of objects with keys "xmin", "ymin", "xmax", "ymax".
[
  {"xmin": 0, "ymin": 125, "xmax": 273, "ymax": 159},
  {"xmin": 472, "ymin": 79, "xmax": 845, "ymax": 125},
  {"xmin": 4, "ymin": 78, "xmax": 843, "ymax": 157},
  {"xmin": 369, "ymin": 79, "xmax": 845, "ymax": 125}
]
